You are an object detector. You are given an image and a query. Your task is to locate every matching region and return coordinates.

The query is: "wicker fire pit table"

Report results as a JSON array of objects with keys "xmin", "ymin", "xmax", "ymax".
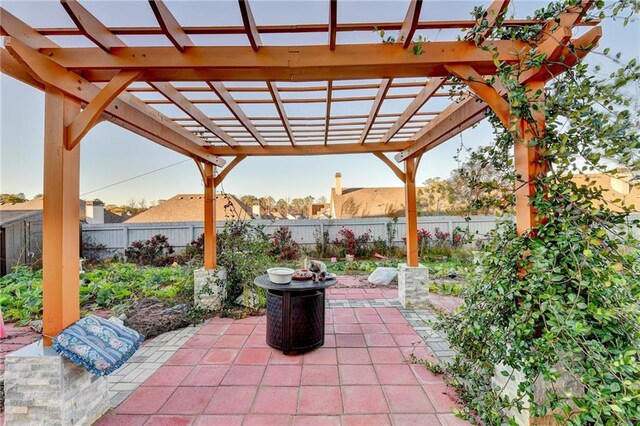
[{"xmin": 254, "ymin": 274, "xmax": 337, "ymax": 355}]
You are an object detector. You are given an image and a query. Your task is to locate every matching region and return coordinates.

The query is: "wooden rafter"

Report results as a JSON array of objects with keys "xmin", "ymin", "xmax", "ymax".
[
  {"xmin": 238, "ymin": 0, "xmax": 262, "ymax": 51},
  {"xmin": 267, "ymin": 82, "xmax": 296, "ymax": 146},
  {"xmin": 468, "ymin": 0, "xmax": 510, "ymax": 45},
  {"xmin": 26, "ymin": 18, "xmax": 597, "ymax": 37},
  {"xmin": 38, "ymin": 41, "xmax": 533, "ymax": 82},
  {"xmin": 214, "ymin": 155, "xmax": 247, "ymax": 187},
  {"xmin": 4, "ymin": 35, "xmax": 223, "ymax": 165},
  {"xmin": 373, "ymin": 153, "xmax": 405, "ymax": 182},
  {"xmin": 60, "ymin": 0, "xmax": 126, "ymax": 52},
  {"xmin": 359, "ymin": 79, "xmax": 392, "ymax": 144},
  {"xmin": 445, "ymin": 64, "xmax": 510, "ymax": 127},
  {"xmin": 329, "ymin": 0, "xmax": 337, "ymax": 50},
  {"xmin": 397, "ymin": 26, "xmax": 602, "ymax": 163},
  {"xmin": 208, "ymin": 141, "xmax": 411, "ymax": 157},
  {"xmin": 66, "ymin": 70, "xmax": 141, "ymax": 150},
  {"xmin": 149, "ymin": 0, "xmax": 193, "ymax": 52},
  {"xmin": 324, "ymin": 81, "xmax": 333, "ymax": 146},
  {"xmin": 150, "ymin": 82, "xmax": 239, "ymax": 147},
  {"xmin": 398, "ymin": 0, "xmax": 423, "ymax": 48},
  {"xmin": 208, "ymin": 81, "xmax": 268, "ymax": 147},
  {"xmin": 379, "ymin": 77, "xmax": 446, "ymax": 143}
]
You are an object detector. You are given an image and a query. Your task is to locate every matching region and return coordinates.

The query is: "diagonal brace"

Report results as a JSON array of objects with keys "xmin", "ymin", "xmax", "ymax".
[
  {"xmin": 66, "ymin": 70, "xmax": 141, "ymax": 150},
  {"xmin": 445, "ymin": 64, "xmax": 511, "ymax": 128},
  {"xmin": 214, "ymin": 155, "xmax": 247, "ymax": 187},
  {"xmin": 373, "ymin": 153, "xmax": 406, "ymax": 182}
]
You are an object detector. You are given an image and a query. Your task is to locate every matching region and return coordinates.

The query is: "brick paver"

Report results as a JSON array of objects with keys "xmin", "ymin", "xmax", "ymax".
[{"xmin": 97, "ymin": 288, "xmax": 469, "ymax": 425}]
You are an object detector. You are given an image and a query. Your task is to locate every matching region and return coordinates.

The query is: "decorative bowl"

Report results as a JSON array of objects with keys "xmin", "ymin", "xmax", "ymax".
[{"xmin": 267, "ymin": 267, "xmax": 295, "ymax": 284}]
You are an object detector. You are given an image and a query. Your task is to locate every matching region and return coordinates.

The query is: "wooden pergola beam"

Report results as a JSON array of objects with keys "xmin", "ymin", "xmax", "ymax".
[
  {"xmin": 398, "ymin": 0, "xmax": 423, "ymax": 48},
  {"xmin": 359, "ymin": 79, "xmax": 392, "ymax": 144},
  {"xmin": 207, "ymin": 141, "xmax": 411, "ymax": 156},
  {"xmin": 214, "ymin": 155, "xmax": 247, "ymax": 187},
  {"xmin": 468, "ymin": 0, "xmax": 510, "ymax": 45},
  {"xmin": 149, "ymin": 0, "xmax": 193, "ymax": 52},
  {"xmin": 208, "ymin": 82, "xmax": 268, "ymax": 147},
  {"xmin": 203, "ymin": 163, "xmax": 216, "ymax": 269},
  {"xmin": 397, "ymin": 26, "xmax": 602, "ymax": 163},
  {"xmin": 66, "ymin": 70, "xmax": 141, "ymax": 150},
  {"xmin": 149, "ymin": 82, "xmax": 239, "ymax": 147},
  {"xmin": 379, "ymin": 77, "xmax": 445, "ymax": 143},
  {"xmin": 38, "ymin": 40, "xmax": 533, "ymax": 82},
  {"xmin": 4, "ymin": 36, "xmax": 222, "ymax": 165},
  {"xmin": 26, "ymin": 19, "xmax": 597, "ymax": 37},
  {"xmin": 267, "ymin": 82, "xmax": 296, "ymax": 146},
  {"xmin": 324, "ymin": 81, "xmax": 333, "ymax": 146},
  {"xmin": 328, "ymin": 0, "xmax": 337, "ymax": 50},
  {"xmin": 60, "ymin": 0, "xmax": 126, "ymax": 52},
  {"xmin": 373, "ymin": 153, "xmax": 406, "ymax": 182},
  {"xmin": 238, "ymin": 0, "xmax": 262, "ymax": 51},
  {"xmin": 445, "ymin": 64, "xmax": 510, "ymax": 127}
]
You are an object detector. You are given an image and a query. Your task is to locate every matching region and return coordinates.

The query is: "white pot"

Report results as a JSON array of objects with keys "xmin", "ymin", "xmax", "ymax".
[{"xmin": 267, "ymin": 267, "xmax": 294, "ymax": 284}]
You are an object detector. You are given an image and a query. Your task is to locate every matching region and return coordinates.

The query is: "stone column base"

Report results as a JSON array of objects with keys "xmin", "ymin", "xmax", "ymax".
[
  {"xmin": 194, "ymin": 267, "xmax": 227, "ymax": 310},
  {"xmin": 492, "ymin": 362, "xmax": 583, "ymax": 425},
  {"xmin": 398, "ymin": 263, "xmax": 430, "ymax": 309},
  {"xmin": 4, "ymin": 340, "xmax": 110, "ymax": 425}
]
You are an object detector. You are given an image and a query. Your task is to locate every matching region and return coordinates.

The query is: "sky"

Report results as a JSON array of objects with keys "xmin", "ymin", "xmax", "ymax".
[{"xmin": 1, "ymin": 0, "xmax": 638, "ymax": 205}]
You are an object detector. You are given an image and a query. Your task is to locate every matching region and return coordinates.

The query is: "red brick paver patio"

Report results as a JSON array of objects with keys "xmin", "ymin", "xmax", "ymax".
[{"xmin": 97, "ymin": 306, "xmax": 468, "ymax": 426}]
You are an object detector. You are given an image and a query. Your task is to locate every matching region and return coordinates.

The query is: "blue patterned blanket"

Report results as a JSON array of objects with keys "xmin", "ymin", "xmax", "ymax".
[{"xmin": 53, "ymin": 315, "xmax": 144, "ymax": 376}]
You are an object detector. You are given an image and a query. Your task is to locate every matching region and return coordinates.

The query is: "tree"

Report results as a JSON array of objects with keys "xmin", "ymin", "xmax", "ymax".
[
  {"xmin": 0, "ymin": 193, "xmax": 26, "ymax": 204},
  {"xmin": 240, "ymin": 194, "xmax": 258, "ymax": 207}
]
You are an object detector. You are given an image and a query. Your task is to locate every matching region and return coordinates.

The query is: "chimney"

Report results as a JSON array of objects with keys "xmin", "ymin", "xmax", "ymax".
[
  {"xmin": 252, "ymin": 204, "xmax": 261, "ymax": 218},
  {"xmin": 335, "ymin": 172, "xmax": 342, "ymax": 196},
  {"xmin": 85, "ymin": 200, "xmax": 104, "ymax": 224}
]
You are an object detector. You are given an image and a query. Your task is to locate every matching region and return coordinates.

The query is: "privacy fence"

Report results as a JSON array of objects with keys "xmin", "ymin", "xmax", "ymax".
[{"xmin": 81, "ymin": 214, "xmax": 640, "ymax": 258}]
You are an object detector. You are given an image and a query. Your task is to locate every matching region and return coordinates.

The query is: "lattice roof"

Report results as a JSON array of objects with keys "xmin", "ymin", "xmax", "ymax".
[{"xmin": 1, "ymin": 0, "xmax": 600, "ymax": 168}]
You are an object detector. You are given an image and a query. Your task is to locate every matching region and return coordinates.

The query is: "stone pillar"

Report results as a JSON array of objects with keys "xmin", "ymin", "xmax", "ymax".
[
  {"xmin": 194, "ymin": 267, "xmax": 227, "ymax": 310},
  {"xmin": 397, "ymin": 263, "xmax": 430, "ymax": 309},
  {"xmin": 4, "ymin": 341, "xmax": 109, "ymax": 425}
]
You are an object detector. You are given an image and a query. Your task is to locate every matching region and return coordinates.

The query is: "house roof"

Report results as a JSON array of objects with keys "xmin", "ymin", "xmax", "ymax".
[
  {"xmin": 0, "ymin": 198, "xmax": 125, "ymax": 223},
  {"xmin": 332, "ymin": 187, "xmax": 415, "ymax": 218},
  {"xmin": 124, "ymin": 193, "xmax": 253, "ymax": 223}
]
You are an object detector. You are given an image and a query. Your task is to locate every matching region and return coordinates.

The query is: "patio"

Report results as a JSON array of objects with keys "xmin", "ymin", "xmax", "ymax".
[{"xmin": 97, "ymin": 284, "xmax": 467, "ymax": 426}]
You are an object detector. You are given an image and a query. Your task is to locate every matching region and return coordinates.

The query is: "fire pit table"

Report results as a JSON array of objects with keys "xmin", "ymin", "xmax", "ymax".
[{"xmin": 254, "ymin": 274, "xmax": 337, "ymax": 355}]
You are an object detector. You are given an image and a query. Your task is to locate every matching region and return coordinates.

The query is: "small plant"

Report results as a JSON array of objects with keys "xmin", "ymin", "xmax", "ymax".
[
  {"xmin": 125, "ymin": 234, "xmax": 175, "ymax": 267},
  {"xmin": 333, "ymin": 227, "xmax": 372, "ymax": 258},
  {"xmin": 269, "ymin": 226, "xmax": 300, "ymax": 261}
]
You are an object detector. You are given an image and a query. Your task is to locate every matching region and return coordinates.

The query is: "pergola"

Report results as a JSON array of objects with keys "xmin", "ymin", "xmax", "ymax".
[{"xmin": 0, "ymin": 0, "xmax": 600, "ymax": 344}]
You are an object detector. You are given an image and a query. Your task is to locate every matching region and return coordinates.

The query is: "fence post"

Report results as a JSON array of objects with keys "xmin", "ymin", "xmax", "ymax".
[{"xmin": 447, "ymin": 220, "xmax": 453, "ymax": 235}]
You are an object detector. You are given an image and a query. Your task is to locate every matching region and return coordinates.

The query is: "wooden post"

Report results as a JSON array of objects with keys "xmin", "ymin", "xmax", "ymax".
[
  {"xmin": 42, "ymin": 89, "xmax": 81, "ymax": 346},
  {"xmin": 204, "ymin": 163, "xmax": 217, "ymax": 269},
  {"xmin": 404, "ymin": 158, "xmax": 419, "ymax": 266},
  {"xmin": 514, "ymin": 81, "xmax": 546, "ymax": 235}
]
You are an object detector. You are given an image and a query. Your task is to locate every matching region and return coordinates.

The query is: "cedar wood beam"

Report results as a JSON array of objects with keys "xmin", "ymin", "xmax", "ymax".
[
  {"xmin": 37, "ymin": 41, "xmax": 533, "ymax": 82},
  {"xmin": 208, "ymin": 81, "xmax": 268, "ymax": 146},
  {"xmin": 66, "ymin": 70, "xmax": 141, "ymax": 150},
  {"xmin": 324, "ymin": 81, "xmax": 333, "ymax": 145},
  {"xmin": 238, "ymin": 0, "xmax": 262, "ymax": 51},
  {"xmin": 60, "ymin": 0, "xmax": 126, "ymax": 52},
  {"xmin": 267, "ymin": 82, "xmax": 296, "ymax": 146},
  {"xmin": 468, "ymin": 0, "xmax": 510, "ymax": 45},
  {"xmin": 329, "ymin": 0, "xmax": 337, "ymax": 50},
  {"xmin": 379, "ymin": 77, "xmax": 446, "ymax": 143},
  {"xmin": 150, "ymin": 82, "xmax": 239, "ymax": 147},
  {"xmin": 3, "ymin": 36, "xmax": 223, "ymax": 166},
  {"xmin": 373, "ymin": 153, "xmax": 406, "ymax": 182},
  {"xmin": 214, "ymin": 155, "xmax": 247, "ymax": 187},
  {"xmin": 359, "ymin": 79, "xmax": 392, "ymax": 144},
  {"xmin": 207, "ymin": 141, "xmax": 411, "ymax": 156},
  {"xmin": 398, "ymin": 0, "xmax": 423, "ymax": 48},
  {"xmin": 396, "ymin": 26, "xmax": 602, "ymax": 162},
  {"xmin": 149, "ymin": 0, "xmax": 193, "ymax": 52}
]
